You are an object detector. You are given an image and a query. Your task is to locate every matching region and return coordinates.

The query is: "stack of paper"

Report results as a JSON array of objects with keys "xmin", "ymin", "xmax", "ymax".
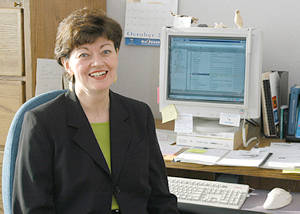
[
  {"xmin": 156, "ymin": 129, "xmax": 177, "ymax": 145},
  {"xmin": 217, "ymin": 148, "xmax": 271, "ymax": 167},
  {"xmin": 156, "ymin": 129, "xmax": 182, "ymax": 157},
  {"xmin": 262, "ymin": 142, "xmax": 300, "ymax": 169},
  {"xmin": 174, "ymin": 148, "xmax": 230, "ymax": 165}
]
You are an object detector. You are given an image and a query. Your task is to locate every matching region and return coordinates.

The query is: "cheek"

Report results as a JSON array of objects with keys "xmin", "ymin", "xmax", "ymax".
[
  {"xmin": 71, "ymin": 61, "xmax": 88, "ymax": 73},
  {"xmin": 109, "ymin": 56, "xmax": 119, "ymax": 69}
]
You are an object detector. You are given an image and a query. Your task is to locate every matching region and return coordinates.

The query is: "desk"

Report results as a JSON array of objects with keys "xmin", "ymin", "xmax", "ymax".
[
  {"xmin": 155, "ymin": 119, "xmax": 300, "ymax": 192},
  {"xmin": 178, "ymin": 190, "xmax": 300, "ymax": 214},
  {"xmin": 242, "ymin": 189, "xmax": 300, "ymax": 214}
]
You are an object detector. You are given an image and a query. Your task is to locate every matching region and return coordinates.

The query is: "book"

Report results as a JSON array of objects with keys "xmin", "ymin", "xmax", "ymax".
[
  {"xmin": 217, "ymin": 148, "xmax": 271, "ymax": 167},
  {"xmin": 280, "ymin": 105, "xmax": 289, "ymax": 139},
  {"xmin": 277, "ymin": 71, "xmax": 289, "ymax": 106},
  {"xmin": 295, "ymin": 104, "xmax": 300, "ymax": 138},
  {"xmin": 261, "ymin": 72, "xmax": 278, "ymax": 136},
  {"xmin": 287, "ymin": 85, "xmax": 300, "ymax": 136},
  {"xmin": 261, "ymin": 71, "xmax": 288, "ymax": 137},
  {"xmin": 174, "ymin": 147, "xmax": 230, "ymax": 165}
]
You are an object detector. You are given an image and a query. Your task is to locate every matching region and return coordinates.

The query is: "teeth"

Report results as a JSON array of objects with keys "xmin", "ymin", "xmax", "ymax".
[{"xmin": 90, "ymin": 71, "xmax": 107, "ymax": 77}]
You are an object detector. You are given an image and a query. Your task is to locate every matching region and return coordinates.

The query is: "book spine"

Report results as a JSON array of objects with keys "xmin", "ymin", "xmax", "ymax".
[
  {"xmin": 283, "ymin": 107, "xmax": 289, "ymax": 139},
  {"xmin": 269, "ymin": 71, "xmax": 280, "ymax": 127},
  {"xmin": 287, "ymin": 87, "xmax": 300, "ymax": 136},
  {"xmin": 280, "ymin": 105, "xmax": 288, "ymax": 139},
  {"xmin": 295, "ymin": 104, "xmax": 300, "ymax": 138},
  {"xmin": 263, "ymin": 79, "xmax": 276, "ymax": 136},
  {"xmin": 261, "ymin": 78, "xmax": 270, "ymax": 136}
]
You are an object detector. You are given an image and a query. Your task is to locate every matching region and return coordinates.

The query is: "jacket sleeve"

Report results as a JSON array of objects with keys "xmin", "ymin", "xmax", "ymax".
[
  {"xmin": 145, "ymin": 105, "xmax": 179, "ymax": 214},
  {"xmin": 12, "ymin": 111, "xmax": 55, "ymax": 214}
]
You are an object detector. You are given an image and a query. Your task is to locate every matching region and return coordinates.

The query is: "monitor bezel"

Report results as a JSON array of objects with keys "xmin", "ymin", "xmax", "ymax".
[{"xmin": 159, "ymin": 27, "xmax": 262, "ymax": 119}]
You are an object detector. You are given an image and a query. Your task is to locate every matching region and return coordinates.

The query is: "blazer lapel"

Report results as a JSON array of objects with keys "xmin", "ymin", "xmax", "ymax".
[
  {"xmin": 109, "ymin": 91, "xmax": 131, "ymax": 183},
  {"xmin": 65, "ymin": 91, "xmax": 111, "ymax": 176}
]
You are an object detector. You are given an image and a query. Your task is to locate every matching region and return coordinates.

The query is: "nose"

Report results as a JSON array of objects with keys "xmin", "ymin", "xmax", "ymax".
[{"xmin": 91, "ymin": 53, "xmax": 105, "ymax": 67}]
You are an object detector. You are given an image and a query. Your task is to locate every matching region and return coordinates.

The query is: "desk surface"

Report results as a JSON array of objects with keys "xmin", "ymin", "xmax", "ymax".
[
  {"xmin": 165, "ymin": 160, "xmax": 300, "ymax": 181},
  {"xmin": 155, "ymin": 119, "xmax": 300, "ymax": 191},
  {"xmin": 178, "ymin": 190, "xmax": 300, "ymax": 214},
  {"xmin": 242, "ymin": 189, "xmax": 300, "ymax": 214}
]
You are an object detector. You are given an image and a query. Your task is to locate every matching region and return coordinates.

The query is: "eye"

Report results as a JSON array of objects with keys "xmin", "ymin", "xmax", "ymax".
[
  {"xmin": 103, "ymin": 50, "xmax": 112, "ymax": 55},
  {"xmin": 78, "ymin": 53, "xmax": 89, "ymax": 58}
]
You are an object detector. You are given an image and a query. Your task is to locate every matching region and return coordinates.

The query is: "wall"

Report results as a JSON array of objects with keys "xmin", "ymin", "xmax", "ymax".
[{"xmin": 107, "ymin": 0, "xmax": 300, "ymax": 118}]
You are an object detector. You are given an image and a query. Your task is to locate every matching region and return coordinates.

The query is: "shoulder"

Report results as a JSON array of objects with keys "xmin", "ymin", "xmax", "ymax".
[{"xmin": 25, "ymin": 91, "xmax": 68, "ymax": 121}]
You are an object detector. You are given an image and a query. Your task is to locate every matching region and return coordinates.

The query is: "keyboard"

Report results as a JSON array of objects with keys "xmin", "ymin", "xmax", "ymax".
[{"xmin": 168, "ymin": 176, "xmax": 249, "ymax": 210}]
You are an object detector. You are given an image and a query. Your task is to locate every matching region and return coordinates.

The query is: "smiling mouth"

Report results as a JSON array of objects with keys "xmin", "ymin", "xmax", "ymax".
[{"xmin": 89, "ymin": 71, "xmax": 108, "ymax": 77}]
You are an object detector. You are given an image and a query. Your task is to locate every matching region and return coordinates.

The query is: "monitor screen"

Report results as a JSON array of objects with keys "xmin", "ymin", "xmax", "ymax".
[
  {"xmin": 159, "ymin": 27, "xmax": 262, "ymax": 119},
  {"xmin": 168, "ymin": 36, "xmax": 246, "ymax": 104}
]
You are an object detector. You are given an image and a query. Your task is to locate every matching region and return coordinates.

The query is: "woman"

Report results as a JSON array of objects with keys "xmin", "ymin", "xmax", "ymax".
[{"xmin": 12, "ymin": 8, "xmax": 179, "ymax": 214}]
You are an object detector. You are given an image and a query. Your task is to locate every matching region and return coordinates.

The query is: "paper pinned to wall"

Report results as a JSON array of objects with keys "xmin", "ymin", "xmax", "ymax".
[
  {"xmin": 35, "ymin": 58, "xmax": 64, "ymax": 96},
  {"xmin": 124, "ymin": 0, "xmax": 178, "ymax": 46}
]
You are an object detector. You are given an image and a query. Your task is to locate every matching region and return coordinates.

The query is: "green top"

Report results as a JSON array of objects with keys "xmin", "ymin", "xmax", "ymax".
[{"xmin": 91, "ymin": 122, "xmax": 119, "ymax": 210}]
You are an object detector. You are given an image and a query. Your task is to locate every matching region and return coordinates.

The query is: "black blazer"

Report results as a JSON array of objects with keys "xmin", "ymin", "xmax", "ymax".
[{"xmin": 12, "ymin": 90, "xmax": 179, "ymax": 214}]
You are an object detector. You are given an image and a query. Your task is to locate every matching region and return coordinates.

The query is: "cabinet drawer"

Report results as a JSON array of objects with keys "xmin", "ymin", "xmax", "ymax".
[
  {"xmin": 0, "ymin": 80, "xmax": 24, "ymax": 146},
  {"xmin": 0, "ymin": 8, "xmax": 23, "ymax": 76}
]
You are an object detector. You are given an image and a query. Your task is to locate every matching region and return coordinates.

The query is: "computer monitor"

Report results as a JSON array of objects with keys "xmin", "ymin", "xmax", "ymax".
[{"xmin": 159, "ymin": 27, "xmax": 263, "ymax": 120}]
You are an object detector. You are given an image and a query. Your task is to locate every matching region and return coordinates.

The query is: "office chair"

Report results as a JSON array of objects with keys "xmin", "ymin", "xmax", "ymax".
[{"xmin": 2, "ymin": 89, "xmax": 66, "ymax": 214}]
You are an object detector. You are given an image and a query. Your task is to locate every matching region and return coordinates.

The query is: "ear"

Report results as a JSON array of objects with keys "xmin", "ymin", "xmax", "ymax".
[{"xmin": 61, "ymin": 57, "xmax": 73, "ymax": 76}]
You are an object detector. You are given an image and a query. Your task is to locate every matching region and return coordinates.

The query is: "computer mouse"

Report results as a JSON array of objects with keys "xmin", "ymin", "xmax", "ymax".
[{"xmin": 263, "ymin": 187, "xmax": 292, "ymax": 209}]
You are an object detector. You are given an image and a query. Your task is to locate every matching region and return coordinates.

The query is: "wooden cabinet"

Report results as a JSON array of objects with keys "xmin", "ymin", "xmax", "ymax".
[
  {"xmin": 0, "ymin": 0, "xmax": 106, "ymax": 145},
  {"xmin": 0, "ymin": 8, "xmax": 24, "ymax": 145},
  {"xmin": 0, "ymin": 81, "xmax": 24, "ymax": 146}
]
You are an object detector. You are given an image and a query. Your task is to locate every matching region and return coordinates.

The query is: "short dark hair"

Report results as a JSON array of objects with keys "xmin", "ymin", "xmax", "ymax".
[{"xmin": 55, "ymin": 8, "xmax": 122, "ymax": 66}]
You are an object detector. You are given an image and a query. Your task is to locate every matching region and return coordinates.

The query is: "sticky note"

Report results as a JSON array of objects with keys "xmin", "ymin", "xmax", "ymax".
[
  {"xmin": 161, "ymin": 104, "xmax": 178, "ymax": 123},
  {"xmin": 282, "ymin": 168, "xmax": 300, "ymax": 174},
  {"xmin": 187, "ymin": 148, "xmax": 207, "ymax": 154}
]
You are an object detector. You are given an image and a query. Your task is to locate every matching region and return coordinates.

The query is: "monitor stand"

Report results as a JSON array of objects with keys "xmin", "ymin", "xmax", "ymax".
[
  {"xmin": 176, "ymin": 117, "xmax": 245, "ymax": 150},
  {"xmin": 193, "ymin": 117, "xmax": 241, "ymax": 134}
]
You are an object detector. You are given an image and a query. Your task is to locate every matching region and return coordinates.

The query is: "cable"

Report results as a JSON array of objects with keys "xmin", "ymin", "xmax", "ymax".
[{"xmin": 242, "ymin": 118, "xmax": 258, "ymax": 147}]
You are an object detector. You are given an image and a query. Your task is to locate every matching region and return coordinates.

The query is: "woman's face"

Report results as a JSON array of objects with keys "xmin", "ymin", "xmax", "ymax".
[{"xmin": 64, "ymin": 36, "xmax": 119, "ymax": 94}]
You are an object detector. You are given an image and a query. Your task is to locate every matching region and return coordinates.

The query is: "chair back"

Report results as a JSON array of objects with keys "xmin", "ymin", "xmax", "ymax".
[{"xmin": 2, "ymin": 89, "xmax": 66, "ymax": 214}]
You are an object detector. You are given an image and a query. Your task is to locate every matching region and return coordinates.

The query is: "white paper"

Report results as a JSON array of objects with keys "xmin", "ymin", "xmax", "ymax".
[
  {"xmin": 263, "ymin": 152, "xmax": 300, "ymax": 169},
  {"xmin": 174, "ymin": 147, "xmax": 230, "ymax": 165},
  {"xmin": 217, "ymin": 148, "xmax": 270, "ymax": 167},
  {"xmin": 262, "ymin": 142, "xmax": 300, "ymax": 169},
  {"xmin": 174, "ymin": 114, "xmax": 193, "ymax": 133},
  {"xmin": 219, "ymin": 112, "xmax": 241, "ymax": 127},
  {"xmin": 269, "ymin": 142, "xmax": 300, "ymax": 152},
  {"xmin": 159, "ymin": 143, "xmax": 183, "ymax": 156},
  {"xmin": 156, "ymin": 129, "xmax": 177, "ymax": 145},
  {"xmin": 35, "ymin": 58, "xmax": 64, "ymax": 96},
  {"xmin": 124, "ymin": 0, "xmax": 178, "ymax": 40},
  {"xmin": 173, "ymin": 16, "xmax": 191, "ymax": 28}
]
